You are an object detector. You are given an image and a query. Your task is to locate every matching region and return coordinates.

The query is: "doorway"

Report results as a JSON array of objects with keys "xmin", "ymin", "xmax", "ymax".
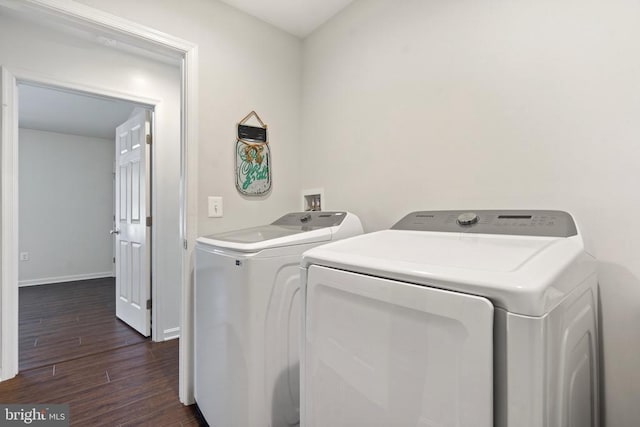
[
  {"xmin": 17, "ymin": 83, "xmax": 153, "ymax": 370},
  {"xmin": 0, "ymin": 1, "xmax": 198, "ymax": 404}
]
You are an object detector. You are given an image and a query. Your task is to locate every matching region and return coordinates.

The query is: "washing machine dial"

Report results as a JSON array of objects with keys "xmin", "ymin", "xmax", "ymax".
[
  {"xmin": 457, "ymin": 212, "xmax": 479, "ymax": 226},
  {"xmin": 300, "ymin": 213, "xmax": 312, "ymax": 223}
]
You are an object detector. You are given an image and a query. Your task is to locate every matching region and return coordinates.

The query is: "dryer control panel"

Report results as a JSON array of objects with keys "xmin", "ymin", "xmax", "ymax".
[{"xmin": 391, "ymin": 210, "xmax": 577, "ymax": 237}]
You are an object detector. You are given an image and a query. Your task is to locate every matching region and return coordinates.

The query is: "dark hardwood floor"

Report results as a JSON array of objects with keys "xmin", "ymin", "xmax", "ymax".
[
  {"xmin": 18, "ymin": 278, "xmax": 147, "ymax": 371},
  {"xmin": 0, "ymin": 278, "xmax": 202, "ymax": 426}
]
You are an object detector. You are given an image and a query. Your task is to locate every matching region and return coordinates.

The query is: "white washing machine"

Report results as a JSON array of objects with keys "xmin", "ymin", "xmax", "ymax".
[
  {"xmin": 300, "ymin": 210, "xmax": 599, "ymax": 427},
  {"xmin": 194, "ymin": 211, "xmax": 363, "ymax": 427}
]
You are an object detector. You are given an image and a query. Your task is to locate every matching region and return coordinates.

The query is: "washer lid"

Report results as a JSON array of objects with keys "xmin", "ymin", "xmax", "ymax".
[
  {"xmin": 301, "ymin": 229, "xmax": 596, "ymax": 316},
  {"xmin": 196, "ymin": 211, "xmax": 349, "ymax": 252}
]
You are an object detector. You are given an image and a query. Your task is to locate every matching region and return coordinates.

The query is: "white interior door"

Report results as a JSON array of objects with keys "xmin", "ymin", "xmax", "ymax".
[{"xmin": 114, "ymin": 110, "xmax": 151, "ymax": 336}]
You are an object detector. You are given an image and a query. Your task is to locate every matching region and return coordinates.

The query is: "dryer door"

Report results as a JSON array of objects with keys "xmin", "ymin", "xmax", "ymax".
[{"xmin": 303, "ymin": 265, "xmax": 494, "ymax": 427}]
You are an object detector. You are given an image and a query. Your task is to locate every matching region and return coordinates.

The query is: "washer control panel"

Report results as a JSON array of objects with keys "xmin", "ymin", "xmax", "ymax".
[
  {"xmin": 272, "ymin": 211, "xmax": 347, "ymax": 228},
  {"xmin": 392, "ymin": 210, "xmax": 577, "ymax": 237}
]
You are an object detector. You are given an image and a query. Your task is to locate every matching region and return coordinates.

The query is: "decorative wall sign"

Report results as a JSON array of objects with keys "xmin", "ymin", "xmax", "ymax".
[{"xmin": 235, "ymin": 111, "xmax": 271, "ymax": 196}]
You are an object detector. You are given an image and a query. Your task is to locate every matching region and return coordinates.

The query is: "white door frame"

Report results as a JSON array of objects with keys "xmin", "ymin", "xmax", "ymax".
[{"xmin": 0, "ymin": 0, "xmax": 199, "ymax": 405}]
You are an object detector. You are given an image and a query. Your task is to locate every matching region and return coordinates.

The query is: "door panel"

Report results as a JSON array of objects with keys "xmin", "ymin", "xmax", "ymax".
[
  {"xmin": 118, "ymin": 131, "xmax": 128, "ymax": 155},
  {"xmin": 131, "ymin": 160, "xmax": 141, "ymax": 222},
  {"xmin": 119, "ymin": 165, "xmax": 128, "ymax": 221},
  {"xmin": 119, "ymin": 241, "xmax": 129, "ymax": 301},
  {"xmin": 131, "ymin": 243, "xmax": 142, "ymax": 307},
  {"xmin": 114, "ymin": 110, "xmax": 151, "ymax": 336}
]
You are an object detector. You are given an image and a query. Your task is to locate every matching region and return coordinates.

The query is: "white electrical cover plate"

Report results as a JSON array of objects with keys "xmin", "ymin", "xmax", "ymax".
[{"xmin": 208, "ymin": 196, "xmax": 223, "ymax": 218}]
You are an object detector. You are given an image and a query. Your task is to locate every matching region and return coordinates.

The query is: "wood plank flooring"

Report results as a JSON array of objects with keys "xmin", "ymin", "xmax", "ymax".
[
  {"xmin": 19, "ymin": 278, "xmax": 146, "ymax": 371},
  {"xmin": 0, "ymin": 279, "xmax": 202, "ymax": 426}
]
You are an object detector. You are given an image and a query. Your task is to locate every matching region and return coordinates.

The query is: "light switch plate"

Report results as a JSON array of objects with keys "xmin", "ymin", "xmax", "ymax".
[{"xmin": 208, "ymin": 196, "xmax": 223, "ymax": 218}]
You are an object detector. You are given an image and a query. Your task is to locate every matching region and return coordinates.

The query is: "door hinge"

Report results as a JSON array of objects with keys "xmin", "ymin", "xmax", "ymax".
[
  {"xmin": 146, "ymin": 134, "xmax": 152, "ymax": 145},
  {"xmin": 183, "ymin": 239, "xmax": 188, "ymax": 250},
  {"xmin": 146, "ymin": 299, "xmax": 152, "ymax": 310},
  {"xmin": 113, "ymin": 257, "xmax": 115, "ymax": 263},
  {"xmin": 146, "ymin": 216, "xmax": 152, "ymax": 227}
]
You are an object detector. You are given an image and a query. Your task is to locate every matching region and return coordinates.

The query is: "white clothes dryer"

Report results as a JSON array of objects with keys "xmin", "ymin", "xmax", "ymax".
[
  {"xmin": 194, "ymin": 211, "xmax": 363, "ymax": 427},
  {"xmin": 300, "ymin": 210, "xmax": 598, "ymax": 427}
]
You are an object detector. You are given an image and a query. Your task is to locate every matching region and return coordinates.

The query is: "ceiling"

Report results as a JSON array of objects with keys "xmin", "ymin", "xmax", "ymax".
[
  {"xmin": 19, "ymin": 84, "xmax": 138, "ymax": 140},
  {"xmin": 218, "ymin": 0, "xmax": 354, "ymax": 38}
]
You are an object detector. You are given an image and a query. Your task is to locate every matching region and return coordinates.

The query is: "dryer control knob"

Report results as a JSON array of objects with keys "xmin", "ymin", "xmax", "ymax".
[{"xmin": 457, "ymin": 212, "xmax": 479, "ymax": 226}]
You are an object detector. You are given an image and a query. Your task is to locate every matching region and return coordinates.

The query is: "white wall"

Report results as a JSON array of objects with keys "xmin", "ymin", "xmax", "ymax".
[
  {"xmin": 18, "ymin": 128, "xmax": 114, "ymax": 286},
  {"xmin": 301, "ymin": 1, "xmax": 640, "ymax": 425},
  {"xmin": 75, "ymin": 0, "xmax": 304, "ymax": 234},
  {"xmin": 0, "ymin": 10, "xmax": 182, "ymax": 340}
]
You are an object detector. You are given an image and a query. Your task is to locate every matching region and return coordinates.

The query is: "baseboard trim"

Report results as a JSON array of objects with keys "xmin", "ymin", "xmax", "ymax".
[
  {"xmin": 19, "ymin": 272, "xmax": 114, "ymax": 287},
  {"xmin": 163, "ymin": 327, "xmax": 180, "ymax": 341}
]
